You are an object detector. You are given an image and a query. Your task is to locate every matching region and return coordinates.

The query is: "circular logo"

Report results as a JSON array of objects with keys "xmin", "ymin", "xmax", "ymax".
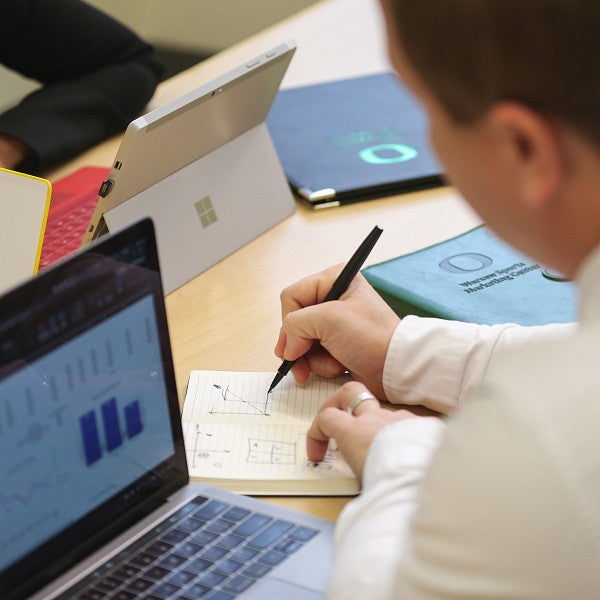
[
  {"xmin": 359, "ymin": 143, "xmax": 418, "ymax": 165},
  {"xmin": 439, "ymin": 253, "xmax": 493, "ymax": 273}
]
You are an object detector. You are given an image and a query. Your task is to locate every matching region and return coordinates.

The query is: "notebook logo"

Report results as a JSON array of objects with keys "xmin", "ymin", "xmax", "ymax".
[
  {"xmin": 195, "ymin": 196, "xmax": 218, "ymax": 228},
  {"xmin": 359, "ymin": 143, "xmax": 418, "ymax": 165},
  {"xmin": 439, "ymin": 253, "xmax": 493, "ymax": 274}
]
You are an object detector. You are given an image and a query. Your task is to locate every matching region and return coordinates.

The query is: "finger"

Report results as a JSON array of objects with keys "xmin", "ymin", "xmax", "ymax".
[
  {"xmin": 281, "ymin": 319, "xmax": 350, "ymax": 388},
  {"xmin": 290, "ymin": 353, "xmax": 345, "ymax": 384},
  {"xmin": 335, "ymin": 381, "xmax": 378, "ymax": 410},
  {"xmin": 315, "ymin": 380, "xmax": 363, "ymax": 413},
  {"xmin": 344, "ymin": 389, "xmax": 380, "ymax": 417},
  {"xmin": 276, "ymin": 339, "xmax": 346, "ymax": 384},
  {"xmin": 273, "ymin": 328, "xmax": 312, "ymax": 385},
  {"xmin": 306, "ymin": 431, "xmax": 329, "ymax": 463},
  {"xmin": 306, "ymin": 406, "xmax": 354, "ymax": 462},
  {"xmin": 306, "ymin": 405, "xmax": 333, "ymax": 462},
  {"xmin": 305, "ymin": 382, "xmax": 366, "ymax": 461},
  {"xmin": 290, "ymin": 356, "xmax": 311, "ymax": 384},
  {"xmin": 274, "ymin": 327, "xmax": 286, "ymax": 359},
  {"xmin": 281, "ymin": 301, "xmax": 341, "ymax": 359},
  {"xmin": 303, "ymin": 347, "xmax": 347, "ymax": 380}
]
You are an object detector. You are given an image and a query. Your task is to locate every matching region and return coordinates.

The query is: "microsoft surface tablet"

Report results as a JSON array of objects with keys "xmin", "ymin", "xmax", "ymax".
[{"xmin": 83, "ymin": 42, "xmax": 297, "ymax": 294}]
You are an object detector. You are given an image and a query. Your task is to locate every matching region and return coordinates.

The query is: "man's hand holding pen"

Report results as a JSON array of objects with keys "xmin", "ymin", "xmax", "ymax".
[
  {"xmin": 269, "ymin": 225, "xmax": 387, "ymax": 394},
  {"xmin": 274, "ymin": 266, "xmax": 399, "ymax": 399},
  {"xmin": 269, "ymin": 225, "xmax": 439, "ymax": 481}
]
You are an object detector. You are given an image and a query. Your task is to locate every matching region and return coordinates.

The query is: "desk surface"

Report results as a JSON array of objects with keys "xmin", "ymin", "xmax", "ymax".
[{"xmin": 47, "ymin": 0, "xmax": 480, "ymax": 521}]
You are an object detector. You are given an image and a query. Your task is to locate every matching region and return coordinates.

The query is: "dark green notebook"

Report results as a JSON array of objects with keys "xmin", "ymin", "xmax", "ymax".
[{"xmin": 362, "ymin": 226, "xmax": 577, "ymax": 325}]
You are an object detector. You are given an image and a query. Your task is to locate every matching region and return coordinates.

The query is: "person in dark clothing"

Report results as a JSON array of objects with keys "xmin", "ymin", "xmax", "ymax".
[{"xmin": 0, "ymin": 0, "xmax": 164, "ymax": 173}]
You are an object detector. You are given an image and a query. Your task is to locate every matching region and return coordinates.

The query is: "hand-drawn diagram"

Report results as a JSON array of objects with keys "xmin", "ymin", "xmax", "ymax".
[
  {"xmin": 186, "ymin": 426, "xmax": 297, "ymax": 468},
  {"xmin": 187, "ymin": 424, "xmax": 231, "ymax": 469},
  {"xmin": 247, "ymin": 438, "xmax": 296, "ymax": 465},
  {"xmin": 209, "ymin": 384, "xmax": 270, "ymax": 416}
]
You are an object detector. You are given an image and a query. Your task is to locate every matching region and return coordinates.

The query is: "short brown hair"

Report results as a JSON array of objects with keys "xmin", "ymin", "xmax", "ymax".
[{"xmin": 387, "ymin": 0, "xmax": 600, "ymax": 147}]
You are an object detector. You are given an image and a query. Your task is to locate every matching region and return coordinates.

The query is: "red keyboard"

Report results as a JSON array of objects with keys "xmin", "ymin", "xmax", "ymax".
[{"xmin": 39, "ymin": 166, "xmax": 110, "ymax": 269}]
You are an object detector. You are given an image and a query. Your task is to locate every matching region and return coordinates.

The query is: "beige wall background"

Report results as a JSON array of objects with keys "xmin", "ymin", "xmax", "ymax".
[
  {"xmin": 1, "ymin": 0, "xmax": 318, "ymax": 111},
  {"xmin": 85, "ymin": 0, "xmax": 318, "ymax": 54}
]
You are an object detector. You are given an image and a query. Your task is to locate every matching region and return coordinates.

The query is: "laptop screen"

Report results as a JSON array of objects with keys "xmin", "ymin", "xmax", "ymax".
[{"xmin": 0, "ymin": 219, "xmax": 188, "ymax": 598}]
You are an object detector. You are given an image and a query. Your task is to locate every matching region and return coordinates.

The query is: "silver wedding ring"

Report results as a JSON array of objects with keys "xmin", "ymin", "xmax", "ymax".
[{"xmin": 347, "ymin": 391, "xmax": 376, "ymax": 415}]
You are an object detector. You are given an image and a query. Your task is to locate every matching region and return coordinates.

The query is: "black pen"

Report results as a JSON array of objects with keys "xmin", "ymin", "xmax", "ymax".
[{"xmin": 267, "ymin": 225, "xmax": 383, "ymax": 395}]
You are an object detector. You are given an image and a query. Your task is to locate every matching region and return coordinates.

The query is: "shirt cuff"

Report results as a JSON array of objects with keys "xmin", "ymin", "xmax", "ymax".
[
  {"xmin": 362, "ymin": 416, "xmax": 446, "ymax": 491},
  {"xmin": 382, "ymin": 316, "xmax": 482, "ymax": 413}
]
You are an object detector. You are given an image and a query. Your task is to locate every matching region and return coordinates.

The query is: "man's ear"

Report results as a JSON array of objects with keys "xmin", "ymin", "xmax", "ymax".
[{"xmin": 488, "ymin": 101, "xmax": 565, "ymax": 210}]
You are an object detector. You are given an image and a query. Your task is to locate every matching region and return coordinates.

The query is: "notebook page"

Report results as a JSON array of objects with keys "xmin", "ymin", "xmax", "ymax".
[
  {"xmin": 181, "ymin": 371, "xmax": 356, "ymax": 491},
  {"xmin": 182, "ymin": 371, "xmax": 346, "ymax": 424}
]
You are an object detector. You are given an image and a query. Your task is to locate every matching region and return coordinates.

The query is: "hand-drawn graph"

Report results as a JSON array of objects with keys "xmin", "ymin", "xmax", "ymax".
[
  {"xmin": 209, "ymin": 383, "xmax": 270, "ymax": 416},
  {"xmin": 247, "ymin": 438, "xmax": 296, "ymax": 465},
  {"xmin": 187, "ymin": 424, "xmax": 231, "ymax": 469}
]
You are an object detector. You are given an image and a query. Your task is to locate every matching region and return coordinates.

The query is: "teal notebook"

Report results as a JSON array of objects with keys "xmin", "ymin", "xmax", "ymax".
[{"xmin": 362, "ymin": 226, "xmax": 577, "ymax": 325}]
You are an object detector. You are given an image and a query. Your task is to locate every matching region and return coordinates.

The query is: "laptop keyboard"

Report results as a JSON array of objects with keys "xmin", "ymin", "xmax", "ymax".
[
  {"xmin": 57, "ymin": 495, "xmax": 319, "ymax": 600},
  {"xmin": 39, "ymin": 190, "xmax": 99, "ymax": 270}
]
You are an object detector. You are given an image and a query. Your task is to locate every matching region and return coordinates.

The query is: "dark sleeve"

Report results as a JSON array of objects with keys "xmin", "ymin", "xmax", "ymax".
[{"xmin": 0, "ymin": 0, "xmax": 165, "ymax": 173}]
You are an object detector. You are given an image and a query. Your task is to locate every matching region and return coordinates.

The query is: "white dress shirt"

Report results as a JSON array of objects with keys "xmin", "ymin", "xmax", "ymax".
[{"xmin": 325, "ymin": 245, "xmax": 600, "ymax": 599}]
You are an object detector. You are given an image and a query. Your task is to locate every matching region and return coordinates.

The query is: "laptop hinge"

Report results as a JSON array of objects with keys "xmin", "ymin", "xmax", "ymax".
[{"xmin": 92, "ymin": 215, "xmax": 110, "ymax": 241}]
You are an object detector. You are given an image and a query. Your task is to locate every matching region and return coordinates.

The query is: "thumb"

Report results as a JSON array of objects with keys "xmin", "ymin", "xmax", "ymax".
[
  {"xmin": 306, "ymin": 405, "xmax": 353, "ymax": 462},
  {"xmin": 282, "ymin": 302, "xmax": 338, "ymax": 360}
]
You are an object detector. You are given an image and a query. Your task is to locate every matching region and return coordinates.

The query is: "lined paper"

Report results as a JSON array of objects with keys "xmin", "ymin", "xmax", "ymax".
[{"xmin": 181, "ymin": 371, "xmax": 358, "ymax": 494}]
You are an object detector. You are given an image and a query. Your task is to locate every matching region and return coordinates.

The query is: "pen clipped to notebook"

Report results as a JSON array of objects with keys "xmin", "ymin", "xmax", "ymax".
[{"xmin": 268, "ymin": 225, "xmax": 383, "ymax": 394}]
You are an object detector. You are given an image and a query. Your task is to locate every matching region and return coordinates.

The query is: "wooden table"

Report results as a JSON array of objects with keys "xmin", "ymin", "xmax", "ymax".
[{"xmin": 46, "ymin": 0, "xmax": 480, "ymax": 521}]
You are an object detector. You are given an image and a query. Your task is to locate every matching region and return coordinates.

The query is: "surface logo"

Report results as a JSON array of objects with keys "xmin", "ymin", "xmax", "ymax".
[{"xmin": 195, "ymin": 196, "xmax": 218, "ymax": 228}]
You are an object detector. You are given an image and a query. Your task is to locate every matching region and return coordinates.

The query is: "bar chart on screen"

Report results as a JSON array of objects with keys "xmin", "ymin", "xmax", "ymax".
[
  {"xmin": 79, "ymin": 397, "xmax": 144, "ymax": 466},
  {"xmin": 0, "ymin": 295, "xmax": 174, "ymax": 555}
]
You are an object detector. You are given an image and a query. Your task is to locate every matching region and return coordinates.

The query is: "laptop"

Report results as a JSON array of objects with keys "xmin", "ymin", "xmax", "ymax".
[
  {"xmin": 80, "ymin": 41, "xmax": 297, "ymax": 295},
  {"xmin": 39, "ymin": 166, "xmax": 110, "ymax": 270},
  {"xmin": 0, "ymin": 167, "xmax": 51, "ymax": 292},
  {"xmin": 266, "ymin": 72, "xmax": 443, "ymax": 208},
  {"xmin": 0, "ymin": 218, "xmax": 334, "ymax": 600}
]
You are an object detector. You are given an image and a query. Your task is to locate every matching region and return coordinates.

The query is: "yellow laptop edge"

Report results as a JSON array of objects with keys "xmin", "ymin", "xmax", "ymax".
[{"xmin": 0, "ymin": 167, "xmax": 52, "ymax": 285}]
